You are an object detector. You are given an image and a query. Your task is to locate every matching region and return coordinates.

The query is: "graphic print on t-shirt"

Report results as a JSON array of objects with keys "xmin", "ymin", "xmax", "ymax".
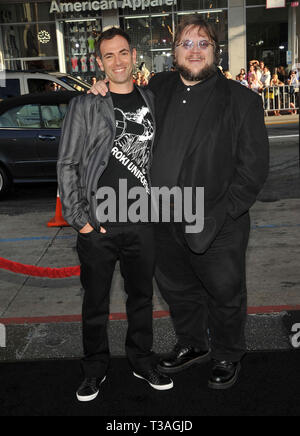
[
  {"xmin": 97, "ymin": 90, "xmax": 154, "ymax": 225},
  {"xmin": 114, "ymin": 106, "xmax": 154, "ymax": 174}
]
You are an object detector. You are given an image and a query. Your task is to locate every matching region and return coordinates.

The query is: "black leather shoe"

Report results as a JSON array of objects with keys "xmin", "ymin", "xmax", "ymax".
[
  {"xmin": 133, "ymin": 367, "xmax": 174, "ymax": 390},
  {"xmin": 208, "ymin": 360, "xmax": 241, "ymax": 390},
  {"xmin": 76, "ymin": 376, "xmax": 106, "ymax": 402},
  {"xmin": 157, "ymin": 344, "xmax": 211, "ymax": 374}
]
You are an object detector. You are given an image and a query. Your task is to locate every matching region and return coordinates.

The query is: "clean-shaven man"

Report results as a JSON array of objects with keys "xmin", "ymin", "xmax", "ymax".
[
  {"xmin": 90, "ymin": 16, "xmax": 269, "ymax": 390},
  {"xmin": 57, "ymin": 27, "xmax": 173, "ymax": 402}
]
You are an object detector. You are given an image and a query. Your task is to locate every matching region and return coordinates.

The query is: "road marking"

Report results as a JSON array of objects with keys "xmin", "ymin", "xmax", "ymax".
[
  {"xmin": 265, "ymin": 120, "xmax": 299, "ymax": 126},
  {"xmin": 1, "ymin": 224, "xmax": 300, "ymax": 244},
  {"xmin": 251, "ymin": 223, "xmax": 300, "ymax": 229},
  {"xmin": 0, "ymin": 235, "xmax": 75, "ymax": 243},
  {"xmin": 268, "ymin": 134, "xmax": 299, "ymax": 139}
]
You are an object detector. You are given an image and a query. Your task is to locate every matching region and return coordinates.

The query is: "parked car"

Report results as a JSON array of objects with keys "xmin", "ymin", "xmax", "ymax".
[
  {"xmin": 0, "ymin": 71, "xmax": 91, "ymax": 100},
  {"xmin": 0, "ymin": 91, "xmax": 82, "ymax": 197}
]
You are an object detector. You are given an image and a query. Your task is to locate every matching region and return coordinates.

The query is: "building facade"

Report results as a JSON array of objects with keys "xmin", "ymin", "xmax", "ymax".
[{"xmin": 0, "ymin": 0, "xmax": 298, "ymax": 82}]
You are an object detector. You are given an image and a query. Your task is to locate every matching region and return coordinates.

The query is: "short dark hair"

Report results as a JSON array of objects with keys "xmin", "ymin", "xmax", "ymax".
[
  {"xmin": 96, "ymin": 27, "xmax": 132, "ymax": 59},
  {"xmin": 173, "ymin": 15, "xmax": 221, "ymax": 66}
]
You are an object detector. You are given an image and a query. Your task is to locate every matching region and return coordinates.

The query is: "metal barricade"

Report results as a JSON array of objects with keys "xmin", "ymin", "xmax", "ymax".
[{"xmin": 262, "ymin": 85, "xmax": 299, "ymax": 115}]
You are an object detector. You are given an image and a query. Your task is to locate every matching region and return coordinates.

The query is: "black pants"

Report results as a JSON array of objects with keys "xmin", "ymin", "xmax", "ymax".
[
  {"xmin": 154, "ymin": 213, "xmax": 250, "ymax": 362},
  {"xmin": 77, "ymin": 224, "xmax": 155, "ymax": 378}
]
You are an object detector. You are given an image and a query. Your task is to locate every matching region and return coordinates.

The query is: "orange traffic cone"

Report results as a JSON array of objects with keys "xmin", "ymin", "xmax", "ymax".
[{"xmin": 47, "ymin": 190, "xmax": 70, "ymax": 227}]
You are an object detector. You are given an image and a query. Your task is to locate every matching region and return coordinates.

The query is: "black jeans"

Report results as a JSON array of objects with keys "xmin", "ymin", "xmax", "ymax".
[
  {"xmin": 77, "ymin": 224, "xmax": 156, "ymax": 378},
  {"xmin": 154, "ymin": 213, "xmax": 250, "ymax": 362}
]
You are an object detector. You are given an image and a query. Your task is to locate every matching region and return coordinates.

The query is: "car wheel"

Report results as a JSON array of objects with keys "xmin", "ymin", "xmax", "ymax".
[{"xmin": 0, "ymin": 166, "xmax": 12, "ymax": 198}]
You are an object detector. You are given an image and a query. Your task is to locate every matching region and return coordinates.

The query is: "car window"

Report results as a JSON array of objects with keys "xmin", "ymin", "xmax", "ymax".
[
  {"xmin": 59, "ymin": 76, "xmax": 90, "ymax": 92},
  {"xmin": 28, "ymin": 79, "xmax": 67, "ymax": 93},
  {"xmin": 40, "ymin": 103, "xmax": 68, "ymax": 129},
  {"xmin": 0, "ymin": 79, "xmax": 21, "ymax": 100},
  {"xmin": 0, "ymin": 104, "xmax": 41, "ymax": 128}
]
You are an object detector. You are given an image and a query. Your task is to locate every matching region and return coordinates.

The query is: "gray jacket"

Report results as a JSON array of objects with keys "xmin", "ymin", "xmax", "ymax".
[{"xmin": 57, "ymin": 86, "xmax": 156, "ymax": 232}]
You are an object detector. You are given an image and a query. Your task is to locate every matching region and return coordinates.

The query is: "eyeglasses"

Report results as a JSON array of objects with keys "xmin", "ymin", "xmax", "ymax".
[{"xmin": 176, "ymin": 40, "xmax": 215, "ymax": 50}]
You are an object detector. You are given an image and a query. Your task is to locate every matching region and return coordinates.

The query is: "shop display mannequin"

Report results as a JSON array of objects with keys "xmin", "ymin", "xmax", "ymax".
[
  {"xmin": 71, "ymin": 56, "xmax": 79, "ymax": 73},
  {"xmin": 89, "ymin": 54, "xmax": 96, "ymax": 72},
  {"xmin": 79, "ymin": 35, "xmax": 87, "ymax": 53},
  {"xmin": 24, "ymin": 24, "xmax": 38, "ymax": 57},
  {"xmin": 154, "ymin": 54, "xmax": 165, "ymax": 72},
  {"xmin": 80, "ymin": 54, "xmax": 88, "ymax": 73},
  {"xmin": 88, "ymin": 34, "xmax": 95, "ymax": 53}
]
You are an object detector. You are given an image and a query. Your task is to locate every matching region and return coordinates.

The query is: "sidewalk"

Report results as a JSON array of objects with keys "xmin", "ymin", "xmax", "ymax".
[
  {"xmin": 0, "ymin": 197, "xmax": 300, "ymax": 361},
  {"xmin": 264, "ymin": 113, "xmax": 299, "ymax": 125}
]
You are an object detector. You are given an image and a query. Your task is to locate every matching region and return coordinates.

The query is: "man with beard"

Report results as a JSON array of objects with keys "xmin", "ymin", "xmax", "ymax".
[{"xmin": 89, "ymin": 16, "xmax": 269, "ymax": 390}]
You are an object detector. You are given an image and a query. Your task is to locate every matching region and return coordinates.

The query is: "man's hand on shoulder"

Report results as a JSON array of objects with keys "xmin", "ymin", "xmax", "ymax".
[{"xmin": 88, "ymin": 78, "xmax": 109, "ymax": 96}]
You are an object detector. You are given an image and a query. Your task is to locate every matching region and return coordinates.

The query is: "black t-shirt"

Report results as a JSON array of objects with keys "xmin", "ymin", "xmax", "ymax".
[{"xmin": 97, "ymin": 88, "xmax": 154, "ymax": 225}]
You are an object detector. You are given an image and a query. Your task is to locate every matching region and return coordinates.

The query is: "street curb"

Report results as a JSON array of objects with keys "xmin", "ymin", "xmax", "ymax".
[
  {"xmin": 1, "ymin": 305, "xmax": 300, "ymax": 325},
  {"xmin": 264, "ymin": 115, "xmax": 299, "ymax": 126},
  {"xmin": 0, "ymin": 311, "xmax": 298, "ymax": 362}
]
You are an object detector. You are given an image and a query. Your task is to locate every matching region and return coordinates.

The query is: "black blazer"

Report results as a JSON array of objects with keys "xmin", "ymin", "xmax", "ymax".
[{"xmin": 148, "ymin": 70, "xmax": 269, "ymax": 254}]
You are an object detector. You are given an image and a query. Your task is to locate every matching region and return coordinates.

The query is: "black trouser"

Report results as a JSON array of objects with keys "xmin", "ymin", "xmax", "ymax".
[
  {"xmin": 154, "ymin": 213, "xmax": 250, "ymax": 363},
  {"xmin": 77, "ymin": 224, "xmax": 155, "ymax": 378}
]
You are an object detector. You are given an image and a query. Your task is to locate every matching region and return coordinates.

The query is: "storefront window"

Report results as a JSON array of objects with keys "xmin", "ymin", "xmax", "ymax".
[
  {"xmin": 177, "ymin": 0, "xmax": 228, "ymax": 10},
  {"xmin": 246, "ymin": 6, "xmax": 289, "ymax": 72},
  {"xmin": 0, "ymin": 1, "xmax": 229, "ymax": 75},
  {"xmin": 0, "ymin": 2, "xmax": 54, "ymax": 23},
  {"xmin": 121, "ymin": 8, "xmax": 228, "ymax": 72},
  {"xmin": 0, "ymin": 22, "xmax": 58, "ymax": 63},
  {"xmin": 0, "ymin": 23, "xmax": 57, "ymax": 58},
  {"xmin": 63, "ymin": 18, "xmax": 102, "ymax": 80},
  {"xmin": 122, "ymin": 14, "xmax": 174, "ymax": 73}
]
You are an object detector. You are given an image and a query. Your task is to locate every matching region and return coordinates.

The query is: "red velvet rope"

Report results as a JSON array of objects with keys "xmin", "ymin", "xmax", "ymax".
[{"xmin": 0, "ymin": 257, "xmax": 80, "ymax": 278}]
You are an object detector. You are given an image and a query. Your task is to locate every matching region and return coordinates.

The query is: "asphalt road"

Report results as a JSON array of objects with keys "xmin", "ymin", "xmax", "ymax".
[
  {"xmin": 0, "ymin": 121, "xmax": 299, "ymax": 215},
  {"xmin": 258, "ymin": 122, "xmax": 299, "ymax": 201}
]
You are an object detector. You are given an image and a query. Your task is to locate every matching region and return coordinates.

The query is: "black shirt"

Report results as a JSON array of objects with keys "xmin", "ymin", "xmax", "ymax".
[
  {"xmin": 150, "ymin": 72, "xmax": 218, "ymax": 189},
  {"xmin": 97, "ymin": 88, "xmax": 154, "ymax": 225}
]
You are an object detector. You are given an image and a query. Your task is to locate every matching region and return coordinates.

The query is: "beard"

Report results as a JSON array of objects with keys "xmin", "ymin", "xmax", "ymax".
[{"xmin": 174, "ymin": 59, "xmax": 218, "ymax": 82}]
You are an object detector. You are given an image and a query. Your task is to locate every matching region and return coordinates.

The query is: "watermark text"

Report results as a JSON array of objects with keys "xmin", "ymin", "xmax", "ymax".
[
  {"xmin": 96, "ymin": 180, "xmax": 204, "ymax": 234},
  {"xmin": 290, "ymin": 323, "xmax": 300, "ymax": 349},
  {"xmin": 0, "ymin": 323, "xmax": 6, "ymax": 348}
]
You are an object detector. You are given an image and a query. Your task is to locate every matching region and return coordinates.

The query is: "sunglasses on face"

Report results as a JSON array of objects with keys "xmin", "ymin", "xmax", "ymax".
[{"xmin": 176, "ymin": 39, "xmax": 215, "ymax": 50}]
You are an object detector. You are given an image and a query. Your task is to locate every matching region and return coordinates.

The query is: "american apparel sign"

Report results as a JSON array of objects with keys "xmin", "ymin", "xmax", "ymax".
[{"xmin": 50, "ymin": 0, "xmax": 177, "ymax": 13}]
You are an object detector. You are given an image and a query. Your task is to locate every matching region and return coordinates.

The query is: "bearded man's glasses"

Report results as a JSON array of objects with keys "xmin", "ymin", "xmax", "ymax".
[{"xmin": 176, "ymin": 40, "xmax": 215, "ymax": 50}]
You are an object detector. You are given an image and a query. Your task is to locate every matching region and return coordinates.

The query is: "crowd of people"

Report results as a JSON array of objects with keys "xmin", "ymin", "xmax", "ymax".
[
  {"xmin": 133, "ymin": 59, "xmax": 299, "ymax": 116},
  {"xmin": 222, "ymin": 60, "xmax": 299, "ymax": 115}
]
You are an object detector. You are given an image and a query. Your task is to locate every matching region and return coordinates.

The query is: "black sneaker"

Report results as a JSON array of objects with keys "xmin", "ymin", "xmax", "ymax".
[
  {"xmin": 133, "ymin": 367, "xmax": 174, "ymax": 391},
  {"xmin": 76, "ymin": 376, "xmax": 106, "ymax": 402}
]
